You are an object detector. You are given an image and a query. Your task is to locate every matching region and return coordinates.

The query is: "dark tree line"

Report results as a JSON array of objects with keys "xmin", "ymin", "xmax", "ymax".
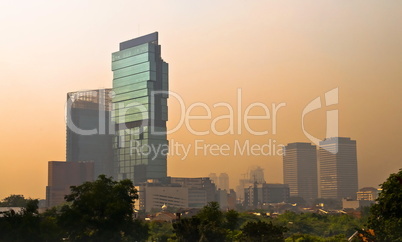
[
  {"xmin": 173, "ymin": 201, "xmax": 287, "ymax": 242},
  {"xmin": 0, "ymin": 175, "xmax": 149, "ymax": 242},
  {"xmin": 1, "ymin": 168, "xmax": 402, "ymax": 242}
]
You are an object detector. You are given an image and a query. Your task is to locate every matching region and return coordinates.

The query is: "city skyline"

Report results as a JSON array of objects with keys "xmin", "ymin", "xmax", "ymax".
[{"xmin": 1, "ymin": 1, "xmax": 401, "ymax": 199}]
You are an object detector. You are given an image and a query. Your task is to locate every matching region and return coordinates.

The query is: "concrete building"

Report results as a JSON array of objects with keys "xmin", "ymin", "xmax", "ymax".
[
  {"xmin": 318, "ymin": 137, "xmax": 358, "ymax": 200},
  {"xmin": 244, "ymin": 183, "xmax": 290, "ymax": 209},
  {"xmin": 250, "ymin": 166, "xmax": 265, "ymax": 184},
  {"xmin": 139, "ymin": 182, "xmax": 188, "ymax": 212},
  {"xmin": 342, "ymin": 198, "xmax": 374, "ymax": 210},
  {"xmin": 138, "ymin": 177, "xmax": 216, "ymax": 212},
  {"xmin": 209, "ymin": 173, "xmax": 218, "ymax": 187},
  {"xmin": 236, "ymin": 176, "xmax": 252, "ymax": 202},
  {"xmin": 227, "ymin": 189, "xmax": 237, "ymax": 210},
  {"xmin": 216, "ymin": 189, "xmax": 228, "ymax": 210},
  {"xmin": 66, "ymin": 89, "xmax": 114, "ymax": 178},
  {"xmin": 283, "ymin": 142, "xmax": 318, "ymax": 202},
  {"xmin": 218, "ymin": 173, "xmax": 229, "ymax": 191},
  {"xmin": 357, "ymin": 187, "xmax": 379, "ymax": 201},
  {"xmin": 170, "ymin": 177, "xmax": 216, "ymax": 207},
  {"xmin": 46, "ymin": 161, "xmax": 94, "ymax": 208},
  {"xmin": 112, "ymin": 32, "xmax": 169, "ymax": 184}
]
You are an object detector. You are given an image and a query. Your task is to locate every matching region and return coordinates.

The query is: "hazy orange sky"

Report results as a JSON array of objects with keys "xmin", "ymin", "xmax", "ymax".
[{"xmin": 0, "ymin": 1, "xmax": 401, "ymax": 199}]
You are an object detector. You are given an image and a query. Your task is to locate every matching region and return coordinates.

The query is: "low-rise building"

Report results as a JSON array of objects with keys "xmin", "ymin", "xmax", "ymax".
[
  {"xmin": 46, "ymin": 161, "xmax": 94, "ymax": 208},
  {"xmin": 357, "ymin": 187, "xmax": 379, "ymax": 201}
]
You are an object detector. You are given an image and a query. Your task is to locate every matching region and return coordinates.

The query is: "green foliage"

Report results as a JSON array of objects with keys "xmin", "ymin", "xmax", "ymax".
[
  {"xmin": 173, "ymin": 216, "xmax": 202, "ymax": 242},
  {"xmin": 196, "ymin": 201, "xmax": 224, "ymax": 226},
  {"xmin": 277, "ymin": 211, "xmax": 362, "ymax": 238},
  {"xmin": 149, "ymin": 221, "xmax": 175, "ymax": 242},
  {"xmin": 58, "ymin": 175, "xmax": 148, "ymax": 242},
  {"xmin": 285, "ymin": 233, "xmax": 348, "ymax": 242},
  {"xmin": 0, "ymin": 198, "xmax": 64, "ymax": 241},
  {"xmin": 225, "ymin": 209, "xmax": 240, "ymax": 230},
  {"xmin": 0, "ymin": 194, "xmax": 28, "ymax": 207},
  {"xmin": 174, "ymin": 202, "xmax": 228, "ymax": 242},
  {"xmin": 237, "ymin": 212, "xmax": 264, "ymax": 228},
  {"xmin": 368, "ymin": 168, "xmax": 402, "ymax": 241},
  {"xmin": 241, "ymin": 220, "xmax": 287, "ymax": 242},
  {"xmin": 173, "ymin": 202, "xmax": 242, "ymax": 242}
]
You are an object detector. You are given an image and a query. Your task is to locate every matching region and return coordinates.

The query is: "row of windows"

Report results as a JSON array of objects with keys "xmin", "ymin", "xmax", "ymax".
[
  {"xmin": 113, "ymin": 96, "xmax": 149, "ymax": 107},
  {"xmin": 113, "ymin": 81, "xmax": 152, "ymax": 95},
  {"xmin": 112, "ymin": 43, "xmax": 155, "ymax": 62},
  {"xmin": 113, "ymin": 71, "xmax": 156, "ymax": 87},
  {"xmin": 114, "ymin": 126, "xmax": 167, "ymax": 135},
  {"xmin": 116, "ymin": 152, "xmax": 167, "ymax": 161},
  {"xmin": 112, "ymin": 134, "xmax": 167, "ymax": 144},
  {"xmin": 117, "ymin": 165, "xmax": 166, "ymax": 173},
  {"xmin": 112, "ymin": 88, "xmax": 149, "ymax": 103},
  {"xmin": 114, "ymin": 112, "xmax": 149, "ymax": 123},
  {"xmin": 113, "ymin": 62, "xmax": 156, "ymax": 79},
  {"xmin": 112, "ymin": 52, "xmax": 153, "ymax": 71},
  {"xmin": 113, "ymin": 109, "xmax": 167, "ymax": 124},
  {"xmin": 114, "ymin": 137, "xmax": 168, "ymax": 147}
]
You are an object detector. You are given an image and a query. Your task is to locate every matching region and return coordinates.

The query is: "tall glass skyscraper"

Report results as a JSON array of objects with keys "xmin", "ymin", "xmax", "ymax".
[{"xmin": 111, "ymin": 32, "xmax": 168, "ymax": 184}]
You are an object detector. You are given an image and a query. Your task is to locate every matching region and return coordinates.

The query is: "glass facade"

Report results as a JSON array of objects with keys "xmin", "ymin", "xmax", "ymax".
[
  {"xmin": 66, "ymin": 89, "xmax": 114, "ymax": 178},
  {"xmin": 112, "ymin": 32, "xmax": 168, "ymax": 184}
]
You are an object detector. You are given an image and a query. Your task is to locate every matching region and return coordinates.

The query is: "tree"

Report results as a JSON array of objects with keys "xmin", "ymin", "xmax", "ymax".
[
  {"xmin": 149, "ymin": 221, "xmax": 175, "ymax": 242},
  {"xmin": 0, "ymin": 194, "xmax": 28, "ymax": 207},
  {"xmin": 173, "ymin": 216, "xmax": 201, "ymax": 242},
  {"xmin": 173, "ymin": 202, "xmax": 229, "ymax": 242},
  {"xmin": 368, "ymin": 168, "xmax": 402, "ymax": 241},
  {"xmin": 0, "ymin": 198, "xmax": 63, "ymax": 241},
  {"xmin": 58, "ymin": 175, "xmax": 148, "ymax": 242},
  {"xmin": 241, "ymin": 220, "xmax": 287, "ymax": 242},
  {"xmin": 225, "ymin": 209, "xmax": 240, "ymax": 230},
  {"xmin": 285, "ymin": 233, "xmax": 348, "ymax": 242},
  {"xmin": 196, "ymin": 201, "xmax": 224, "ymax": 226}
]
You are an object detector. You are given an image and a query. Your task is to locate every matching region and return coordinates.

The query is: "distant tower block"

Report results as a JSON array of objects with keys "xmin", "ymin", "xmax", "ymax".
[
  {"xmin": 249, "ymin": 166, "xmax": 265, "ymax": 184},
  {"xmin": 209, "ymin": 173, "xmax": 218, "ymax": 188},
  {"xmin": 318, "ymin": 137, "xmax": 358, "ymax": 200},
  {"xmin": 219, "ymin": 173, "xmax": 229, "ymax": 191}
]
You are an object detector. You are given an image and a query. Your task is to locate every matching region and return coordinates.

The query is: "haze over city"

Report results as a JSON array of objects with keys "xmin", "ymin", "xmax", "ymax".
[{"xmin": 0, "ymin": 0, "xmax": 401, "ymax": 200}]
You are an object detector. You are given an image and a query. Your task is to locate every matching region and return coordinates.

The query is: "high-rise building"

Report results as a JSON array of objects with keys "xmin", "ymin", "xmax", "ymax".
[
  {"xmin": 283, "ymin": 142, "xmax": 318, "ymax": 202},
  {"xmin": 318, "ymin": 137, "xmax": 358, "ymax": 200},
  {"xmin": 111, "ymin": 32, "xmax": 169, "ymax": 184},
  {"xmin": 244, "ymin": 183, "xmax": 290, "ymax": 209},
  {"xmin": 236, "ymin": 174, "xmax": 252, "ymax": 202},
  {"xmin": 249, "ymin": 166, "xmax": 265, "ymax": 184},
  {"xmin": 216, "ymin": 189, "xmax": 228, "ymax": 210},
  {"xmin": 208, "ymin": 173, "xmax": 218, "ymax": 187},
  {"xmin": 66, "ymin": 89, "xmax": 114, "ymax": 177},
  {"xmin": 227, "ymin": 189, "xmax": 237, "ymax": 210},
  {"xmin": 170, "ymin": 177, "xmax": 217, "ymax": 206},
  {"xmin": 218, "ymin": 173, "xmax": 229, "ymax": 191},
  {"xmin": 46, "ymin": 161, "xmax": 94, "ymax": 208}
]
